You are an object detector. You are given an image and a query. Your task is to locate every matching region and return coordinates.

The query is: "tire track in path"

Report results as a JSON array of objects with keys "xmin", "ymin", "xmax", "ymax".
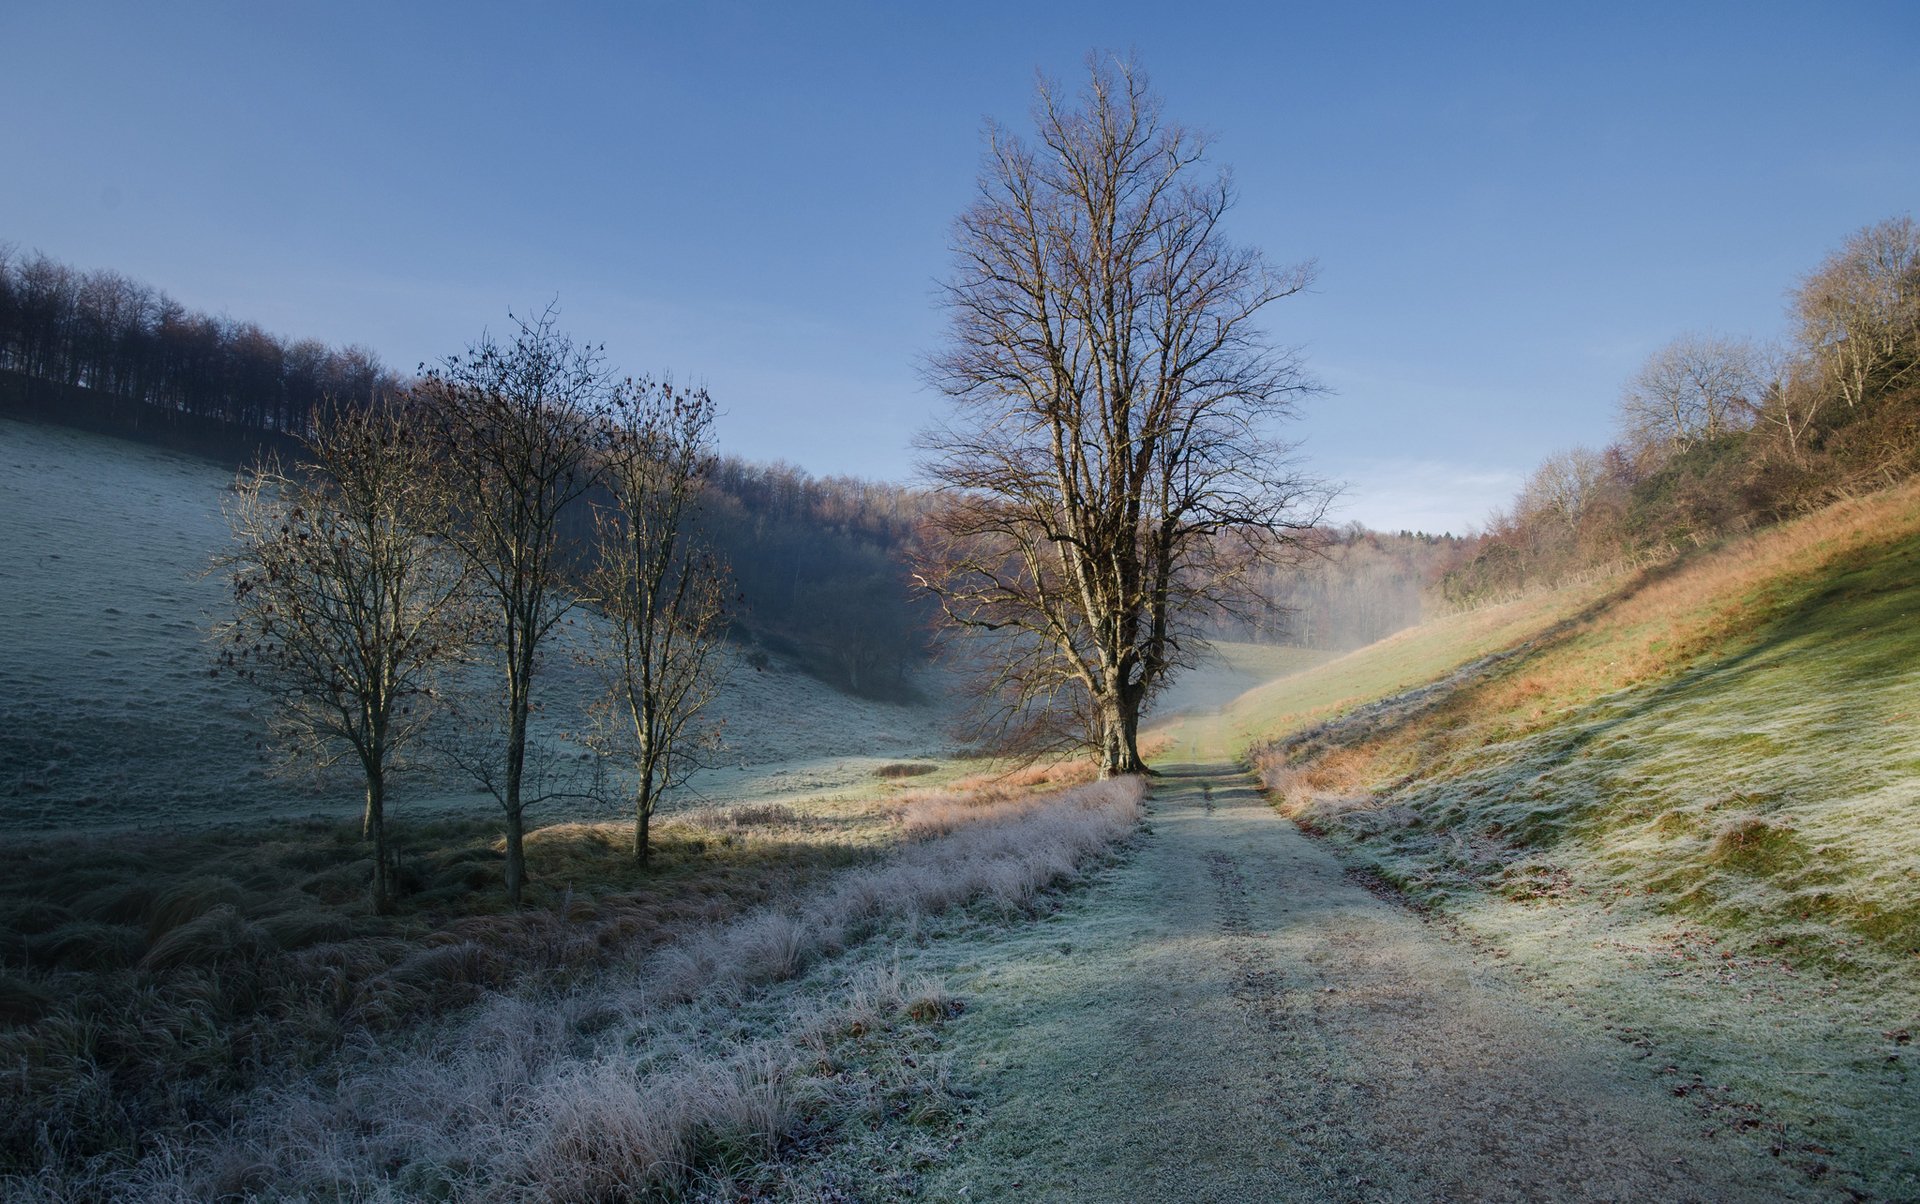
[{"xmin": 916, "ymin": 762, "xmax": 1825, "ymax": 1202}]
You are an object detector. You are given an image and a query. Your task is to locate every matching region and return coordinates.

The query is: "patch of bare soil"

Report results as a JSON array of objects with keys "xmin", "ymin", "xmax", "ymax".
[{"xmin": 868, "ymin": 763, "xmax": 1828, "ymax": 1202}]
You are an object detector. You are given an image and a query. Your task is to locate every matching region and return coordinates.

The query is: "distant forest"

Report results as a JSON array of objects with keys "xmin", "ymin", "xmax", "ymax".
[{"xmin": 0, "ymin": 245, "xmax": 1462, "ymax": 693}]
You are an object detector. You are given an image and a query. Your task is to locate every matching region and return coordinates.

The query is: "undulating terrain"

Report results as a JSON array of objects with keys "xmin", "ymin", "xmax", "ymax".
[{"xmin": 5, "ymin": 415, "xmax": 1917, "ymax": 1199}]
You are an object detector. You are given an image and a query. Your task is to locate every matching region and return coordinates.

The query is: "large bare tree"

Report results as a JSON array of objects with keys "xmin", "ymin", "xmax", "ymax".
[
  {"xmin": 586, "ymin": 380, "xmax": 731, "ymax": 862},
  {"xmin": 216, "ymin": 407, "xmax": 468, "ymax": 912},
  {"xmin": 916, "ymin": 55, "xmax": 1328, "ymax": 777},
  {"xmin": 415, "ymin": 307, "xmax": 611, "ymax": 905}
]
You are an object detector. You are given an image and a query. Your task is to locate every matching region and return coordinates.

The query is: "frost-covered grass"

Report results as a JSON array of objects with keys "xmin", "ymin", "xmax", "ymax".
[
  {"xmin": 0, "ymin": 417, "xmax": 965, "ymax": 836},
  {"xmin": 1, "ymin": 774, "xmax": 1145, "ymax": 1197},
  {"xmin": 0, "ymin": 807, "xmax": 880, "ymax": 1182},
  {"xmin": 1242, "ymin": 479, "xmax": 1920, "ymax": 1195}
]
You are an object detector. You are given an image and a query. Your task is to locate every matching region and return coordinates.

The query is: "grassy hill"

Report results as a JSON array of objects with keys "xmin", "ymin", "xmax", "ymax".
[
  {"xmin": 0, "ymin": 416, "xmax": 960, "ymax": 836},
  {"xmin": 1162, "ymin": 480, "xmax": 1920, "ymax": 1195},
  {"xmin": 1251, "ymin": 480, "xmax": 1920, "ymax": 968}
]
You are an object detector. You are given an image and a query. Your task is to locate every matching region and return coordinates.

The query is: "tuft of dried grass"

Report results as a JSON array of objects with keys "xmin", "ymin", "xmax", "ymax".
[
  {"xmin": 0, "ymin": 975, "xmax": 53, "ymax": 1027},
  {"xmin": 701, "ymin": 801, "xmax": 801, "ymax": 829},
  {"xmin": 70, "ymin": 881, "xmax": 156, "ymax": 926},
  {"xmin": 26, "ymin": 921, "xmax": 143, "ymax": 971},
  {"xmin": 256, "ymin": 907, "xmax": 356, "ymax": 951},
  {"xmin": 140, "ymin": 904, "xmax": 272, "ymax": 972},
  {"xmin": 144, "ymin": 876, "xmax": 248, "ymax": 941}
]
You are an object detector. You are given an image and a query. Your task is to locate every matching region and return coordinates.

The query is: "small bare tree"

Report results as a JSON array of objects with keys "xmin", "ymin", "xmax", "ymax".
[
  {"xmin": 1617, "ymin": 333, "xmax": 1764, "ymax": 456},
  {"xmin": 215, "ymin": 407, "xmax": 468, "ymax": 913},
  {"xmin": 916, "ymin": 55, "xmax": 1329, "ymax": 777},
  {"xmin": 415, "ymin": 307, "xmax": 611, "ymax": 906},
  {"xmin": 586, "ymin": 381, "xmax": 731, "ymax": 862}
]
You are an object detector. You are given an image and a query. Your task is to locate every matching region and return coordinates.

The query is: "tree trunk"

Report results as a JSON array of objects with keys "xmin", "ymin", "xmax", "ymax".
[
  {"xmin": 634, "ymin": 793, "xmax": 652, "ymax": 864},
  {"xmin": 366, "ymin": 770, "xmax": 392, "ymax": 915},
  {"xmin": 503, "ymin": 682, "xmax": 529, "ymax": 907},
  {"xmin": 504, "ymin": 811, "xmax": 525, "ymax": 906},
  {"xmin": 1098, "ymin": 694, "xmax": 1150, "ymax": 778}
]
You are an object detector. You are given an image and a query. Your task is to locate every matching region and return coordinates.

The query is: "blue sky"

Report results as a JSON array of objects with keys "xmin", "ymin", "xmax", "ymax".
[{"xmin": 4, "ymin": 1, "xmax": 1916, "ymax": 533}]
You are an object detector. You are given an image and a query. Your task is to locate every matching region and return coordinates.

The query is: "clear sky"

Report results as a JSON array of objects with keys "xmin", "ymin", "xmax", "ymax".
[{"xmin": 4, "ymin": 1, "xmax": 1916, "ymax": 533}]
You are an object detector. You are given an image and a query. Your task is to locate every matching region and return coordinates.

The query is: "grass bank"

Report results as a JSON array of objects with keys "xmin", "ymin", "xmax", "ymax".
[{"xmin": 1235, "ymin": 479, "xmax": 1920, "ymax": 1195}]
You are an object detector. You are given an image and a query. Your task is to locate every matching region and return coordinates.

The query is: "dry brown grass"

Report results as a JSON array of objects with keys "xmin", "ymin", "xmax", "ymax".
[
  {"xmin": 0, "ymin": 799, "xmax": 884, "ymax": 1183},
  {"xmin": 1256, "ymin": 477, "xmax": 1920, "ymax": 802},
  {"xmin": 873, "ymin": 761, "xmax": 938, "ymax": 779},
  {"xmin": 1, "ymin": 766, "xmax": 1146, "ymax": 1192}
]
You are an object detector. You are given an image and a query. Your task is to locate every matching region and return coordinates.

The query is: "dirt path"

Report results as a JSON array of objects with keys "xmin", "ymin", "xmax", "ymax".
[{"xmin": 912, "ymin": 752, "xmax": 1822, "ymax": 1201}]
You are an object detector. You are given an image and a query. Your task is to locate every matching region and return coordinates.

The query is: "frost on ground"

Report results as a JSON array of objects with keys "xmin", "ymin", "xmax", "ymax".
[
  {"xmin": 0, "ymin": 418, "xmax": 960, "ymax": 835},
  {"xmin": 801, "ymin": 764, "xmax": 1827, "ymax": 1203},
  {"xmin": 4, "ymin": 777, "xmax": 1144, "ymax": 1200}
]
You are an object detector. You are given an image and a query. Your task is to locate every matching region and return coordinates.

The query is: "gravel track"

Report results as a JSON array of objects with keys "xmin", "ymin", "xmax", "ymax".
[{"xmin": 915, "ymin": 755, "xmax": 1824, "ymax": 1201}]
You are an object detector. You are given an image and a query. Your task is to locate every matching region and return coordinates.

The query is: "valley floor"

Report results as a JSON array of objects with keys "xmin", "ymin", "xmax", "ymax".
[{"xmin": 819, "ymin": 738, "xmax": 1841, "ymax": 1200}]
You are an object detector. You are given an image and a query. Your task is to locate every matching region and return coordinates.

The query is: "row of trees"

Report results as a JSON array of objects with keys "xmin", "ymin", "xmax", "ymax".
[
  {"xmin": 48, "ymin": 55, "xmax": 1351, "ymax": 804},
  {"xmin": 218, "ymin": 311, "xmax": 729, "ymax": 909},
  {"xmin": 1448, "ymin": 214, "xmax": 1920, "ymax": 601}
]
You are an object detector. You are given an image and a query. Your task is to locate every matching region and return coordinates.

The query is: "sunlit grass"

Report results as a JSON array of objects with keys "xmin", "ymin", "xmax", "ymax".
[
  {"xmin": 1253, "ymin": 478, "xmax": 1920, "ymax": 969},
  {"xmin": 1151, "ymin": 588, "xmax": 1603, "ymax": 759}
]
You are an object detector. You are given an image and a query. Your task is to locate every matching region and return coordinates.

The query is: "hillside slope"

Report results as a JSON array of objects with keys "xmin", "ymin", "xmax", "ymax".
[
  {"xmin": 1213, "ymin": 480, "xmax": 1920, "ymax": 1196},
  {"xmin": 0, "ymin": 418, "xmax": 958, "ymax": 835}
]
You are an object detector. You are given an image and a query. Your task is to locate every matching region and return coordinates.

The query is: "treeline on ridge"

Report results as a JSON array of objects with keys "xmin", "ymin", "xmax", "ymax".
[
  {"xmin": 0, "ymin": 244, "xmax": 933, "ymax": 696},
  {"xmin": 1449, "ymin": 214, "xmax": 1920, "ymax": 602}
]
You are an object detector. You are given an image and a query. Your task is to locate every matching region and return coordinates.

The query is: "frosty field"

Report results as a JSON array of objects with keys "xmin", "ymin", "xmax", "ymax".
[{"xmin": 0, "ymin": 417, "xmax": 960, "ymax": 835}]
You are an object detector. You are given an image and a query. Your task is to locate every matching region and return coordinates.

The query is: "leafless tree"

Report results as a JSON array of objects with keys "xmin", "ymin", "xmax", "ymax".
[
  {"xmin": 215, "ymin": 407, "xmax": 469, "ymax": 912},
  {"xmin": 414, "ymin": 306, "xmax": 611, "ymax": 906},
  {"xmin": 915, "ymin": 55, "xmax": 1329, "ymax": 777},
  {"xmin": 1514, "ymin": 447, "xmax": 1611, "ymax": 536},
  {"xmin": 1618, "ymin": 333, "xmax": 1765, "ymax": 455},
  {"xmin": 585, "ymin": 381, "xmax": 731, "ymax": 862},
  {"xmin": 1793, "ymin": 214, "xmax": 1920, "ymax": 411}
]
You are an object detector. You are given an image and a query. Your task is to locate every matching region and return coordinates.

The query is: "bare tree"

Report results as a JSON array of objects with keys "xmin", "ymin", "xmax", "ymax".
[
  {"xmin": 415, "ymin": 307, "xmax": 611, "ymax": 905},
  {"xmin": 1513, "ymin": 446, "xmax": 1610, "ymax": 542},
  {"xmin": 1793, "ymin": 214, "xmax": 1920, "ymax": 411},
  {"xmin": 215, "ymin": 407, "xmax": 468, "ymax": 912},
  {"xmin": 1618, "ymin": 333, "xmax": 1765, "ymax": 455},
  {"xmin": 915, "ymin": 55, "xmax": 1329, "ymax": 777},
  {"xmin": 586, "ymin": 381, "xmax": 731, "ymax": 862}
]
